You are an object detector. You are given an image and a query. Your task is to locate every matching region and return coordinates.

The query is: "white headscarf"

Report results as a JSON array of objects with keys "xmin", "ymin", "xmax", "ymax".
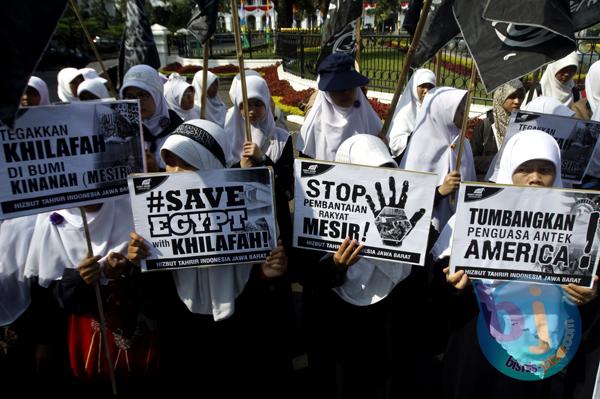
[
  {"xmin": 537, "ymin": 51, "xmax": 579, "ymax": 107},
  {"xmin": 399, "ymin": 87, "xmax": 476, "ymax": 231},
  {"xmin": 432, "ymin": 129, "xmax": 563, "ymax": 261},
  {"xmin": 24, "ymin": 198, "xmax": 134, "ymax": 288},
  {"xmin": 332, "ymin": 134, "xmax": 411, "ymax": 305},
  {"xmin": 57, "ymin": 67, "xmax": 82, "ymax": 102},
  {"xmin": 0, "ymin": 215, "xmax": 37, "ymax": 326},
  {"xmin": 585, "ymin": 60, "xmax": 600, "ymax": 120},
  {"xmin": 388, "ymin": 68, "xmax": 436, "ymax": 157},
  {"xmin": 79, "ymin": 67, "xmax": 107, "ymax": 83},
  {"xmin": 160, "ymin": 119, "xmax": 252, "ymax": 321},
  {"xmin": 192, "ymin": 70, "xmax": 227, "ymax": 127},
  {"xmin": 583, "ymin": 63, "xmax": 600, "ymax": 176},
  {"xmin": 164, "ymin": 72, "xmax": 200, "ymax": 122},
  {"xmin": 225, "ymin": 74, "xmax": 289, "ymax": 165},
  {"xmin": 228, "ymin": 70, "xmax": 261, "ymax": 105},
  {"xmin": 297, "ymin": 88, "xmax": 382, "ymax": 161},
  {"xmin": 77, "ymin": 77, "xmax": 111, "ymax": 99},
  {"xmin": 120, "ymin": 65, "xmax": 172, "ymax": 167},
  {"xmin": 27, "ymin": 76, "xmax": 50, "ymax": 106},
  {"xmin": 523, "ymin": 95, "xmax": 576, "ymax": 117}
]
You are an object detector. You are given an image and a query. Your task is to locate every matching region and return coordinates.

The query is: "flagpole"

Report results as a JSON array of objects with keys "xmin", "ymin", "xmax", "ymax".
[
  {"xmin": 79, "ymin": 207, "xmax": 118, "ymax": 396},
  {"xmin": 200, "ymin": 43, "xmax": 209, "ymax": 119},
  {"xmin": 231, "ymin": 0, "xmax": 252, "ymax": 142},
  {"xmin": 355, "ymin": 16, "xmax": 362, "ymax": 72},
  {"xmin": 68, "ymin": 0, "xmax": 118, "ymax": 97},
  {"xmin": 434, "ymin": 49, "xmax": 442, "ymax": 82},
  {"xmin": 454, "ymin": 63, "xmax": 478, "ymax": 172},
  {"xmin": 378, "ymin": 0, "xmax": 432, "ymax": 141},
  {"xmin": 525, "ymin": 67, "xmax": 542, "ymax": 104}
]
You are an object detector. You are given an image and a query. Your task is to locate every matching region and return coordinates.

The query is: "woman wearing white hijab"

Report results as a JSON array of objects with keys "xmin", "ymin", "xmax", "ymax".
[
  {"xmin": 226, "ymin": 74, "xmax": 291, "ymax": 164},
  {"xmin": 57, "ymin": 67, "xmax": 84, "ymax": 102},
  {"xmin": 120, "ymin": 64, "xmax": 183, "ymax": 171},
  {"xmin": 388, "ymin": 68, "xmax": 436, "ymax": 158},
  {"xmin": 192, "ymin": 70, "xmax": 227, "ymax": 127},
  {"xmin": 400, "ymin": 86, "xmax": 476, "ymax": 232},
  {"xmin": 433, "ymin": 130, "xmax": 597, "ymax": 399},
  {"xmin": 164, "ymin": 72, "xmax": 200, "ymax": 122},
  {"xmin": 526, "ymin": 52, "xmax": 580, "ymax": 107},
  {"xmin": 586, "ymin": 60, "xmax": 600, "ymax": 121},
  {"xmin": 296, "ymin": 53, "xmax": 382, "ymax": 161},
  {"xmin": 24, "ymin": 198, "xmax": 160, "ymax": 392},
  {"xmin": 127, "ymin": 119, "xmax": 293, "ymax": 397},
  {"xmin": 77, "ymin": 77, "xmax": 111, "ymax": 101},
  {"xmin": 21, "ymin": 76, "xmax": 50, "ymax": 106},
  {"xmin": 582, "ymin": 62, "xmax": 600, "ymax": 180},
  {"xmin": 301, "ymin": 133, "xmax": 426, "ymax": 398}
]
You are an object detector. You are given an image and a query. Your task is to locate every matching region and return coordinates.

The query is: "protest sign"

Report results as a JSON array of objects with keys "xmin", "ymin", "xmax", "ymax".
[
  {"xmin": 128, "ymin": 167, "xmax": 277, "ymax": 271},
  {"xmin": 0, "ymin": 100, "xmax": 145, "ymax": 219},
  {"xmin": 293, "ymin": 158, "xmax": 437, "ymax": 266},
  {"xmin": 489, "ymin": 110, "xmax": 600, "ymax": 184},
  {"xmin": 450, "ymin": 182, "xmax": 600, "ymax": 287}
]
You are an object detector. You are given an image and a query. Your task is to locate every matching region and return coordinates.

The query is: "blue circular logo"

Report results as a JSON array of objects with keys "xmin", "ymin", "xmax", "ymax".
[{"xmin": 475, "ymin": 280, "xmax": 581, "ymax": 381}]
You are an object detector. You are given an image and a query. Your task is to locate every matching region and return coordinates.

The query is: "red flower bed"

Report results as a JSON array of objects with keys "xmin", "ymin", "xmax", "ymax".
[
  {"xmin": 368, "ymin": 98, "xmax": 390, "ymax": 120},
  {"xmin": 161, "ymin": 62, "xmax": 241, "ymax": 75}
]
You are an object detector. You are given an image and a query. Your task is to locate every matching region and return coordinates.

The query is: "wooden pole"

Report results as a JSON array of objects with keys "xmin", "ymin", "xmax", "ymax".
[
  {"xmin": 79, "ymin": 207, "xmax": 118, "ymax": 396},
  {"xmin": 200, "ymin": 44, "xmax": 210, "ymax": 119},
  {"xmin": 434, "ymin": 49, "xmax": 442, "ymax": 83},
  {"xmin": 525, "ymin": 67, "xmax": 542, "ymax": 104},
  {"xmin": 68, "ymin": 0, "xmax": 118, "ymax": 97},
  {"xmin": 454, "ymin": 64, "xmax": 478, "ymax": 172},
  {"xmin": 231, "ymin": 0, "xmax": 252, "ymax": 142},
  {"xmin": 379, "ymin": 0, "xmax": 432, "ymax": 141},
  {"xmin": 355, "ymin": 17, "xmax": 362, "ymax": 72}
]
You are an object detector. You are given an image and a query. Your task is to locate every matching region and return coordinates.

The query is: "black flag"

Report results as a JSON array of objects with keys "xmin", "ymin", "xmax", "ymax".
[
  {"xmin": 569, "ymin": 0, "xmax": 600, "ymax": 31},
  {"xmin": 457, "ymin": 0, "xmax": 575, "ymax": 92},
  {"xmin": 316, "ymin": 0, "xmax": 363, "ymax": 68},
  {"xmin": 118, "ymin": 0, "xmax": 160, "ymax": 85},
  {"xmin": 410, "ymin": 0, "xmax": 459, "ymax": 68},
  {"xmin": 0, "ymin": 0, "xmax": 67, "ymax": 126},
  {"xmin": 188, "ymin": 0, "xmax": 219, "ymax": 44}
]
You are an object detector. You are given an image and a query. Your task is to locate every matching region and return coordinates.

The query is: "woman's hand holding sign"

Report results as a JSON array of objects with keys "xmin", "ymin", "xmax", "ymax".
[
  {"xmin": 563, "ymin": 275, "xmax": 598, "ymax": 305},
  {"xmin": 443, "ymin": 267, "xmax": 470, "ymax": 290},
  {"xmin": 261, "ymin": 240, "xmax": 288, "ymax": 278},
  {"xmin": 127, "ymin": 232, "xmax": 149, "ymax": 265},
  {"xmin": 333, "ymin": 237, "xmax": 364, "ymax": 270}
]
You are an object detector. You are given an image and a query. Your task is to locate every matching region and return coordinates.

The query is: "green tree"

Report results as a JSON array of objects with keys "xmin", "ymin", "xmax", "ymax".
[{"xmin": 369, "ymin": 0, "xmax": 399, "ymax": 32}]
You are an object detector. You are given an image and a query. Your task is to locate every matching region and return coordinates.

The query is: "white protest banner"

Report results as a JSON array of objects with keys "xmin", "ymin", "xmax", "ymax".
[
  {"xmin": 0, "ymin": 100, "xmax": 145, "ymax": 219},
  {"xmin": 293, "ymin": 158, "xmax": 437, "ymax": 266},
  {"xmin": 490, "ymin": 111, "xmax": 600, "ymax": 184},
  {"xmin": 128, "ymin": 167, "xmax": 277, "ymax": 271},
  {"xmin": 450, "ymin": 182, "xmax": 600, "ymax": 287}
]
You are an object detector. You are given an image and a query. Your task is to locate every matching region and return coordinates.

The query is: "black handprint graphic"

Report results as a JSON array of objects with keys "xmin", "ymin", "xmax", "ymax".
[{"xmin": 365, "ymin": 177, "xmax": 426, "ymax": 247}]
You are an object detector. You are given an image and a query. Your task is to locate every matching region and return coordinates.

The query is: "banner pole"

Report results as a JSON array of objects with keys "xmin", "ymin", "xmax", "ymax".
[
  {"xmin": 434, "ymin": 49, "xmax": 442, "ymax": 82},
  {"xmin": 200, "ymin": 43, "xmax": 209, "ymax": 119},
  {"xmin": 454, "ymin": 63, "xmax": 478, "ymax": 172},
  {"xmin": 79, "ymin": 207, "xmax": 118, "ymax": 396},
  {"xmin": 379, "ymin": 0, "xmax": 432, "ymax": 141},
  {"xmin": 230, "ymin": 0, "xmax": 252, "ymax": 142},
  {"xmin": 355, "ymin": 17, "xmax": 362, "ymax": 72},
  {"xmin": 68, "ymin": 0, "xmax": 118, "ymax": 97},
  {"xmin": 525, "ymin": 67, "xmax": 542, "ymax": 104}
]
